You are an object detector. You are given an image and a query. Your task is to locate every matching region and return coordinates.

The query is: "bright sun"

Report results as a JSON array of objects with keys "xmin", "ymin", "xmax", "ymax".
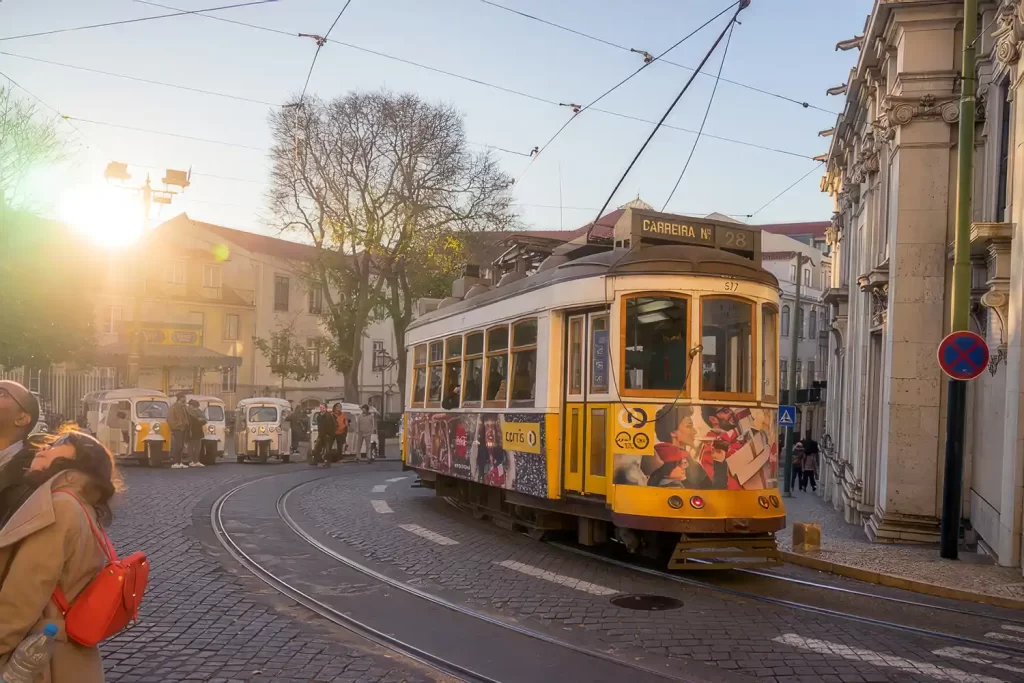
[{"xmin": 57, "ymin": 183, "xmax": 145, "ymax": 248}]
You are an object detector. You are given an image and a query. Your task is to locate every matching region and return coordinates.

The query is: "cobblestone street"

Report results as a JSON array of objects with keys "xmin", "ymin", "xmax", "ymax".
[{"xmin": 101, "ymin": 462, "xmax": 438, "ymax": 683}]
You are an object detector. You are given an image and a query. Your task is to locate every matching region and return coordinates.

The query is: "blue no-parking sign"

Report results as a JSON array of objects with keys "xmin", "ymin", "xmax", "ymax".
[{"xmin": 778, "ymin": 405, "xmax": 796, "ymax": 428}]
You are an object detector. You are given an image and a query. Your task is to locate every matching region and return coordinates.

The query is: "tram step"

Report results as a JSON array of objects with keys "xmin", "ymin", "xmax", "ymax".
[{"xmin": 668, "ymin": 533, "xmax": 781, "ymax": 571}]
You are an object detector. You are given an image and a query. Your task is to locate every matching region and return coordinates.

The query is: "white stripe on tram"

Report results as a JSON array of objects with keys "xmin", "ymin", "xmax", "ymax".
[
  {"xmin": 773, "ymin": 634, "xmax": 1006, "ymax": 683},
  {"xmin": 371, "ymin": 484, "xmax": 388, "ymax": 493},
  {"xmin": 399, "ymin": 524, "xmax": 459, "ymax": 546},
  {"xmin": 495, "ymin": 560, "xmax": 618, "ymax": 596},
  {"xmin": 370, "ymin": 500, "xmax": 393, "ymax": 514}
]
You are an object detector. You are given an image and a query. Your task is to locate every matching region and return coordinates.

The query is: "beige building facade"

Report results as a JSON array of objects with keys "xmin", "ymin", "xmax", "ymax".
[{"xmin": 821, "ymin": 0, "xmax": 1024, "ymax": 569}]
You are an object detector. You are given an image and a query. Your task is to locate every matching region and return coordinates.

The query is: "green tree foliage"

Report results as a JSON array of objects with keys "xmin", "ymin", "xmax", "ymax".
[{"xmin": 253, "ymin": 323, "xmax": 326, "ymax": 395}]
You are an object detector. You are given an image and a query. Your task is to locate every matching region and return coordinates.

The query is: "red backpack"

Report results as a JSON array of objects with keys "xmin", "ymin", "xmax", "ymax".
[{"xmin": 50, "ymin": 491, "xmax": 149, "ymax": 647}]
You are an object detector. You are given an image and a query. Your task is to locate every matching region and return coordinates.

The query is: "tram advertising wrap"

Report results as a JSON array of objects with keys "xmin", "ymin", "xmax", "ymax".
[
  {"xmin": 406, "ymin": 413, "xmax": 548, "ymax": 497},
  {"xmin": 612, "ymin": 404, "xmax": 779, "ymax": 491}
]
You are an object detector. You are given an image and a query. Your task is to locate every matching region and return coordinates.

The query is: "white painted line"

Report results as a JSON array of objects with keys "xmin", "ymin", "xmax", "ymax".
[
  {"xmin": 386, "ymin": 476, "xmax": 408, "ymax": 483},
  {"xmin": 1001, "ymin": 625, "xmax": 1024, "ymax": 634},
  {"xmin": 495, "ymin": 560, "xmax": 618, "ymax": 596},
  {"xmin": 985, "ymin": 632, "xmax": 1024, "ymax": 645},
  {"xmin": 371, "ymin": 484, "xmax": 388, "ymax": 493},
  {"xmin": 370, "ymin": 500, "xmax": 393, "ymax": 514},
  {"xmin": 773, "ymin": 634, "xmax": 1006, "ymax": 683},
  {"xmin": 934, "ymin": 646, "xmax": 1024, "ymax": 675},
  {"xmin": 399, "ymin": 524, "xmax": 459, "ymax": 546}
]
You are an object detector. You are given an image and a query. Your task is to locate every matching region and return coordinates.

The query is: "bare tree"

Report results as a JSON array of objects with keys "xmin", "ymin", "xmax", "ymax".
[
  {"xmin": 253, "ymin": 320, "xmax": 327, "ymax": 398},
  {"xmin": 267, "ymin": 91, "xmax": 516, "ymax": 402},
  {"xmin": 0, "ymin": 86, "xmax": 63, "ymax": 210}
]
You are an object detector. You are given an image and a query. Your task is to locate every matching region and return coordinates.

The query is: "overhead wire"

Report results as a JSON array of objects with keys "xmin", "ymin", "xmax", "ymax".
[
  {"xmin": 0, "ymin": 0, "xmax": 280, "ymax": 42},
  {"xmin": 300, "ymin": 0, "xmax": 355, "ymax": 102},
  {"xmin": 661, "ymin": 21, "xmax": 734, "ymax": 212},
  {"xmin": 470, "ymin": 0, "xmax": 839, "ymax": 116},
  {"xmin": 515, "ymin": 1, "xmax": 738, "ymax": 184},
  {"xmin": 748, "ymin": 162, "xmax": 825, "ymax": 218},
  {"xmin": 65, "ymin": 116, "xmax": 268, "ymax": 151}
]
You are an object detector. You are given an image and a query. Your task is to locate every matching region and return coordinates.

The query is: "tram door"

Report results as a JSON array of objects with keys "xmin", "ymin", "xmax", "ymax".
[{"xmin": 563, "ymin": 311, "xmax": 610, "ymax": 497}]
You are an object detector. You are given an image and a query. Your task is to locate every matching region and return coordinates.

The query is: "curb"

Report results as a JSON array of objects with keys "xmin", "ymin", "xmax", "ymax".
[{"xmin": 780, "ymin": 550, "xmax": 1024, "ymax": 610}]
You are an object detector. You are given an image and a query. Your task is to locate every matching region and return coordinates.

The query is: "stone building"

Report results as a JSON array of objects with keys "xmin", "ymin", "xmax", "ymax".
[{"xmin": 820, "ymin": 0, "xmax": 1023, "ymax": 569}]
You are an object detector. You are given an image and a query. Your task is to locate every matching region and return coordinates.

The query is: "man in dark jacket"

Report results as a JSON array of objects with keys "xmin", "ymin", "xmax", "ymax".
[
  {"xmin": 310, "ymin": 404, "xmax": 336, "ymax": 468},
  {"xmin": 0, "ymin": 380, "xmax": 40, "ymax": 522},
  {"xmin": 168, "ymin": 392, "xmax": 189, "ymax": 469}
]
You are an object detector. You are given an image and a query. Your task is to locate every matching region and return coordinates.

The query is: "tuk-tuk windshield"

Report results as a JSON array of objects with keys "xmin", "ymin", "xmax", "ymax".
[
  {"xmin": 205, "ymin": 405, "xmax": 225, "ymax": 421},
  {"xmin": 136, "ymin": 401, "xmax": 169, "ymax": 418},
  {"xmin": 247, "ymin": 406, "xmax": 278, "ymax": 423}
]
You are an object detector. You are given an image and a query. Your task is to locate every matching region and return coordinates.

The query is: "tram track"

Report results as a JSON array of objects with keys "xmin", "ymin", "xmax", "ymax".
[
  {"xmin": 548, "ymin": 540, "xmax": 1024, "ymax": 658},
  {"xmin": 211, "ymin": 473, "xmax": 711, "ymax": 683}
]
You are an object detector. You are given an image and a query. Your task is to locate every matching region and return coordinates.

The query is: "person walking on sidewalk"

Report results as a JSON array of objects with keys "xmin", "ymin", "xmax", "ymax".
[
  {"xmin": 331, "ymin": 404, "xmax": 349, "ymax": 463},
  {"xmin": 801, "ymin": 445, "xmax": 818, "ymax": 492},
  {"xmin": 184, "ymin": 399, "xmax": 207, "ymax": 468},
  {"xmin": 310, "ymin": 404, "xmax": 336, "ymax": 468},
  {"xmin": 791, "ymin": 442, "xmax": 804, "ymax": 491},
  {"xmin": 168, "ymin": 392, "xmax": 189, "ymax": 469},
  {"xmin": 353, "ymin": 405, "xmax": 376, "ymax": 463}
]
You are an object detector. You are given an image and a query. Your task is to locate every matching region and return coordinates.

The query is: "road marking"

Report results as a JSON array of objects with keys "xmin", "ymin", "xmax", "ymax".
[
  {"xmin": 386, "ymin": 476, "xmax": 408, "ymax": 483},
  {"xmin": 934, "ymin": 646, "xmax": 1024, "ymax": 675},
  {"xmin": 371, "ymin": 484, "xmax": 388, "ymax": 493},
  {"xmin": 773, "ymin": 634, "xmax": 1006, "ymax": 683},
  {"xmin": 985, "ymin": 632, "xmax": 1024, "ymax": 645},
  {"xmin": 1001, "ymin": 625, "xmax": 1024, "ymax": 634},
  {"xmin": 370, "ymin": 500, "xmax": 393, "ymax": 514},
  {"xmin": 399, "ymin": 524, "xmax": 458, "ymax": 546},
  {"xmin": 495, "ymin": 560, "xmax": 618, "ymax": 596}
]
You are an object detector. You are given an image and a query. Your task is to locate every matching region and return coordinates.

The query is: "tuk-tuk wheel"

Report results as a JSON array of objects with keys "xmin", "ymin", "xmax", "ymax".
[
  {"xmin": 236, "ymin": 455, "xmax": 246, "ymax": 464},
  {"xmin": 145, "ymin": 442, "xmax": 163, "ymax": 468},
  {"xmin": 199, "ymin": 442, "xmax": 216, "ymax": 466},
  {"xmin": 281, "ymin": 452, "xmax": 291, "ymax": 464},
  {"xmin": 257, "ymin": 441, "xmax": 270, "ymax": 463}
]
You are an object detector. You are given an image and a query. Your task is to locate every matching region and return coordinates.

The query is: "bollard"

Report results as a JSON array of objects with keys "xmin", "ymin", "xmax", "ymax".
[{"xmin": 792, "ymin": 522, "xmax": 821, "ymax": 551}]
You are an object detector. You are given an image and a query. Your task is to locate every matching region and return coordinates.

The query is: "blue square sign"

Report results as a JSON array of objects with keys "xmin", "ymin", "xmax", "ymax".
[{"xmin": 778, "ymin": 405, "xmax": 796, "ymax": 427}]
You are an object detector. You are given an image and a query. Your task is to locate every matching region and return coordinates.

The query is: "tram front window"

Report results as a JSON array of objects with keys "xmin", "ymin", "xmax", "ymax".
[
  {"xmin": 623, "ymin": 296, "xmax": 689, "ymax": 391},
  {"xmin": 701, "ymin": 298, "xmax": 753, "ymax": 395}
]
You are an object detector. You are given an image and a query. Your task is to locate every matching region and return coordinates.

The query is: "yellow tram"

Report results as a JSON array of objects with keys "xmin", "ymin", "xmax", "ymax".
[{"xmin": 402, "ymin": 206, "xmax": 785, "ymax": 568}]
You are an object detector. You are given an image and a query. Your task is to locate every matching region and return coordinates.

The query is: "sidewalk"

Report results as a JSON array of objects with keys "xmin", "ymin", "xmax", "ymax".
[{"xmin": 779, "ymin": 490, "xmax": 1024, "ymax": 609}]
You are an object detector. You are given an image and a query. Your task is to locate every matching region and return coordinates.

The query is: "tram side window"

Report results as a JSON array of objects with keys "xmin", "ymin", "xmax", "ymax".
[
  {"xmin": 701, "ymin": 298, "xmax": 753, "ymax": 396},
  {"xmin": 510, "ymin": 319, "xmax": 538, "ymax": 405},
  {"xmin": 412, "ymin": 345, "xmax": 427, "ymax": 406},
  {"xmin": 485, "ymin": 326, "xmax": 509, "ymax": 406},
  {"xmin": 623, "ymin": 295, "xmax": 689, "ymax": 391},
  {"xmin": 463, "ymin": 332, "xmax": 484, "ymax": 405},
  {"xmin": 444, "ymin": 336, "xmax": 463, "ymax": 408},
  {"xmin": 427, "ymin": 341, "xmax": 444, "ymax": 406},
  {"xmin": 762, "ymin": 305, "xmax": 779, "ymax": 401}
]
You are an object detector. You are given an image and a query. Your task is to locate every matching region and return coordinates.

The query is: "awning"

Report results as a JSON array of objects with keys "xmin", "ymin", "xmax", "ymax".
[{"xmin": 96, "ymin": 343, "xmax": 243, "ymax": 370}]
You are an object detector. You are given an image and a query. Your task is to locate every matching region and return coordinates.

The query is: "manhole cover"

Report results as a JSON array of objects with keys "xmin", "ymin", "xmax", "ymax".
[{"xmin": 610, "ymin": 594, "xmax": 683, "ymax": 611}]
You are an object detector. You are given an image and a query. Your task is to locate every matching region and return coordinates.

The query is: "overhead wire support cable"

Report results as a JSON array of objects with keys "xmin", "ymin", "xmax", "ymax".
[
  {"xmin": 0, "ymin": 0, "xmax": 279, "ymax": 42},
  {"xmin": 748, "ymin": 162, "xmax": 825, "ymax": 218},
  {"xmin": 472, "ymin": 0, "xmax": 837, "ymax": 116},
  {"xmin": 661, "ymin": 21, "xmax": 735, "ymax": 212},
  {"xmin": 64, "ymin": 116, "xmax": 267, "ymax": 151},
  {"xmin": 300, "ymin": 0, "xmax": 355, "ymax": 101},
  {"xmin": 517, "ymin": 1, "xmax": 738, "ymax": 184},
  {"xmin": 588, "ymin": 1, "xmax": 748, "ymax": 238}
]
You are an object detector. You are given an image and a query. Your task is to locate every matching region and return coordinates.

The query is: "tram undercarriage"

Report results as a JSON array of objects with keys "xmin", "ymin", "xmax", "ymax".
[{"xmin": 425, "ymin": 472, "xmax": 782, "ymax": 570}]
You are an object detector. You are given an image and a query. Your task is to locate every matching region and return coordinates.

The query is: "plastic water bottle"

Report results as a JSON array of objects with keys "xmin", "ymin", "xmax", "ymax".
[{"xmin": 1, "ymin": 623, "xmax": 58, "ymax": 683}]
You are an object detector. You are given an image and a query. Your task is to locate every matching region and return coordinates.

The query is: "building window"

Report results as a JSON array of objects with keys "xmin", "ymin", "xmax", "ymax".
[
  {"xmin": 427, "ymin": 341, "xmax": 444, "ymax": 407},
  {"xmin": 224, "ymin": 314, "xmax": 239, "ymax": 341},
  {"xmin": 701, "ymin": 297, "xmax": 753, "ymax": 397},
  {"xmin": 274, "ymin": 275, "xmax": 290, "ymax": 312},
  {"xmin": 104, "ymin": 306, "xmax": 122, "ymax": 334},
  {"xmin": 412, "ymin": 345, "xmax": 427, "ymax": 406},
  {"xmin": 308, "ymin": 285, "xmax": 323, "ymax": 314},
  {"xmin": 997, "ymin": 82, "xmax": 1011, "ymax": 221},
  {"xmin": 809, "ymin": 310, "xmax": 817, "ymax": 338},
  {"xmin": 444, "ymin": 336, "xmax": 462, "ymax": 406},
  {"xmin": 781, "ymin": 305, "xmax": 790, "ymax": 337},
  {"xmin": 167, "ymin": 260, "xmax": 186, "ymax": 284},
  {"xmin": 485, "ymin": 326, "xmax": 509, "ymax": 406},
  {"xmin": 203, "ymin": 264, "xmax": 222, "ymax": 289},
  {"xmin": 780, "ymin": 359, "xmax": 788, "ymax": 388},
  {"xmin": 795, "ymin": 361, "xmax": 803, "ymax": 390},
  {"xmin": 808, "ymin": 360, "xmax": 816, "ymax": 387},
  {"xmin": 789, "ymin": 264, "xmax": 796, "ymax": 281},
  {"xmin": 623, "ymin": 295, "xmax": 688, "ymax": 392},
  {"xmin": 803, "ymin": 268, "xmax": 810, "ymax": 286},
  {"xmin": 510, "ymin": 319, "xmax": 538, "ymax": 405},
  {"xmin": 371, "ymin": 340, "xmax": 385, "ymax": 370},
  {"xmin": 222, "ymin": 366, "xmax": 237, "ymax": 393},
  {"xmin": 797, "ymin": 307, "xmax": 805, "ymax": 338},
  {"xmin": 306, "ymin": 338, "xmax": 320, "ymax": 370},
  {"xmin": 463, "ymin": 332, "xmax": 484, "ymax": 405},
  {"xmin": 762, "ymin": 305, "xmax": 778, "ymax": 401}
]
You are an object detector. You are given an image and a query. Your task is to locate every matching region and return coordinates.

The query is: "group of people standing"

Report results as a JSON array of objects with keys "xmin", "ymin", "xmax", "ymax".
[
  {"xmin": 0, "ymin": 379, "xmax": 122, "ymax": 681},
  {"xmin": 788, "ymin": 433, "xmax": 820, "ymax": 492},
  {"xmin": 167, "ymin": 393, "xmax": 208, "ymax": 469},
  {"xmin": 309, "ymin": 402, "xmax": 377, "ymax": 467}
]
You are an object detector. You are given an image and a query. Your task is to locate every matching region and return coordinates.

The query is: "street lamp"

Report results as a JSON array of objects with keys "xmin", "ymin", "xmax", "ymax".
[{"xmin": 374, "ymin": 349, "xmax": 398, "ymax": 418}]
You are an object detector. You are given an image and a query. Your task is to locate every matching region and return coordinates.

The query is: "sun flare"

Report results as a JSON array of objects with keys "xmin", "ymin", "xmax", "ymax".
[{"xmin": 58, "ymin": 183, "xmax": 145, "ymax": 248}]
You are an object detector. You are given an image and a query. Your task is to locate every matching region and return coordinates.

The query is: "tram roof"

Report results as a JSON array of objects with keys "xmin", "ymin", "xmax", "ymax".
[{"xmin": 409, "ymin": 244, "xmax": 778, "ymax": 330}]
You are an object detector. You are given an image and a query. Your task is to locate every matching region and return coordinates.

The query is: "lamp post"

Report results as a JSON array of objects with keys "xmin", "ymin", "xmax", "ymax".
[
  {"xmin": 374, "ymin": 349, "xmax": 398, "ymax": 418},
  {"xmin": 783, "ymin": 251, "xmax": 810, "ymax": 498}
]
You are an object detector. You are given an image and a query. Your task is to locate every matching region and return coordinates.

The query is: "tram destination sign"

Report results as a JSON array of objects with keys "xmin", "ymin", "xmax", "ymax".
[{"xmin": 628, "ymin": 210, "xmax": 759, "ymax": 260}]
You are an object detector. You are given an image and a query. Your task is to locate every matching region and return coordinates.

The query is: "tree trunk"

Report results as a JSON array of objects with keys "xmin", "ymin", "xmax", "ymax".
[
  {"xmin": 344, "ymin": 365, "xmax": 360, "ymax": 404},
  {"xmin": 392, "ymin": 316, "xmax": 409, "ymax": 410}
]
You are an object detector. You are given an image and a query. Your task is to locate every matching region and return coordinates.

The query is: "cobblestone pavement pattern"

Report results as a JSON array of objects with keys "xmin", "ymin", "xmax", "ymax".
[
  {"xmin": 102, "ymin": 463, "xmax": 438, "ymax": 683},
  {"xmin": 297, "ymin": 468, "xmax": 1024, "ymax": 683}
]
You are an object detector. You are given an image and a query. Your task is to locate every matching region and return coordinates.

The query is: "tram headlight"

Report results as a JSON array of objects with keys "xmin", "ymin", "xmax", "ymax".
[
  {"xmin": 689, "ymin": 496, "xmax": 705, "ymax": 510},
  {"xmin": 152, "ymin": 422, "xmax": 161, "ymax": 432},
  {"xmin": 757, "ymin": 495, "xmax": 770, "ymax": 510},
  {"xmin": 667, "ymin": 495, "xmax": 683, "ymax": 510},
  {"xmin": 769, "ymin": 495, "xmax": 780, "ymax": 508}
]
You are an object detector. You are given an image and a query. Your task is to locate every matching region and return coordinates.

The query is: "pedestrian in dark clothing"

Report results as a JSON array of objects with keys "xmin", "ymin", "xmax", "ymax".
[
  {"xmin": 801, "ymin": 449, "xmax": 818, "ymax": 492},
  {"xmin": 288, "ymin": 405, "xmax": 305, "ymax": 454},
  {"xmin": 331, "ymin": 404, "xmax": 349, "ymax": 463},
  {"xmin": 185, "ymin": 399, "xmax": 207, "ymax": 468},
  {"xmin": 168, "ymin": 392, "xmax": 189, "ymax": 468},
  {"xmin": 791, "ymin": 443, "xmax": 804, "ymax": 491},
  {"xmin": 311, "ymin": 406, "xmax": 336, "ymax": 467}
]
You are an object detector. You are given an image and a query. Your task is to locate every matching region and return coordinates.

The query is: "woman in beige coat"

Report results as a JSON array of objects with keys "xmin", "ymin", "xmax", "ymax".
[{"xmin": 0, "ymin": 431, "xmax": 121, "ymax": 683}]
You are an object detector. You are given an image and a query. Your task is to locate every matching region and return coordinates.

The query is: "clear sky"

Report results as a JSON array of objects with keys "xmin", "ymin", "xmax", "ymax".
[{"xmin": 1, "ymin": 0, "xmax": 871, "ymax": 237}]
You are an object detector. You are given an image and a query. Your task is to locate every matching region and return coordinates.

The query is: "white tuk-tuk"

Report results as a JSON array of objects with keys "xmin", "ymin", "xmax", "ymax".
[
  {"xmin": 309, "ymin": 401, "xmax": 379, "ymax": 461},
  {"xmin": 82, "ymin": 389, "xmax": 172, "ymax": 466},
  {"xmin": 187, "ymin": 394, "xmax": 227, "ymax": 465},
  {"xmin": 235, "ymin": 397, "xmax": 292, "ymax": 463}
]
